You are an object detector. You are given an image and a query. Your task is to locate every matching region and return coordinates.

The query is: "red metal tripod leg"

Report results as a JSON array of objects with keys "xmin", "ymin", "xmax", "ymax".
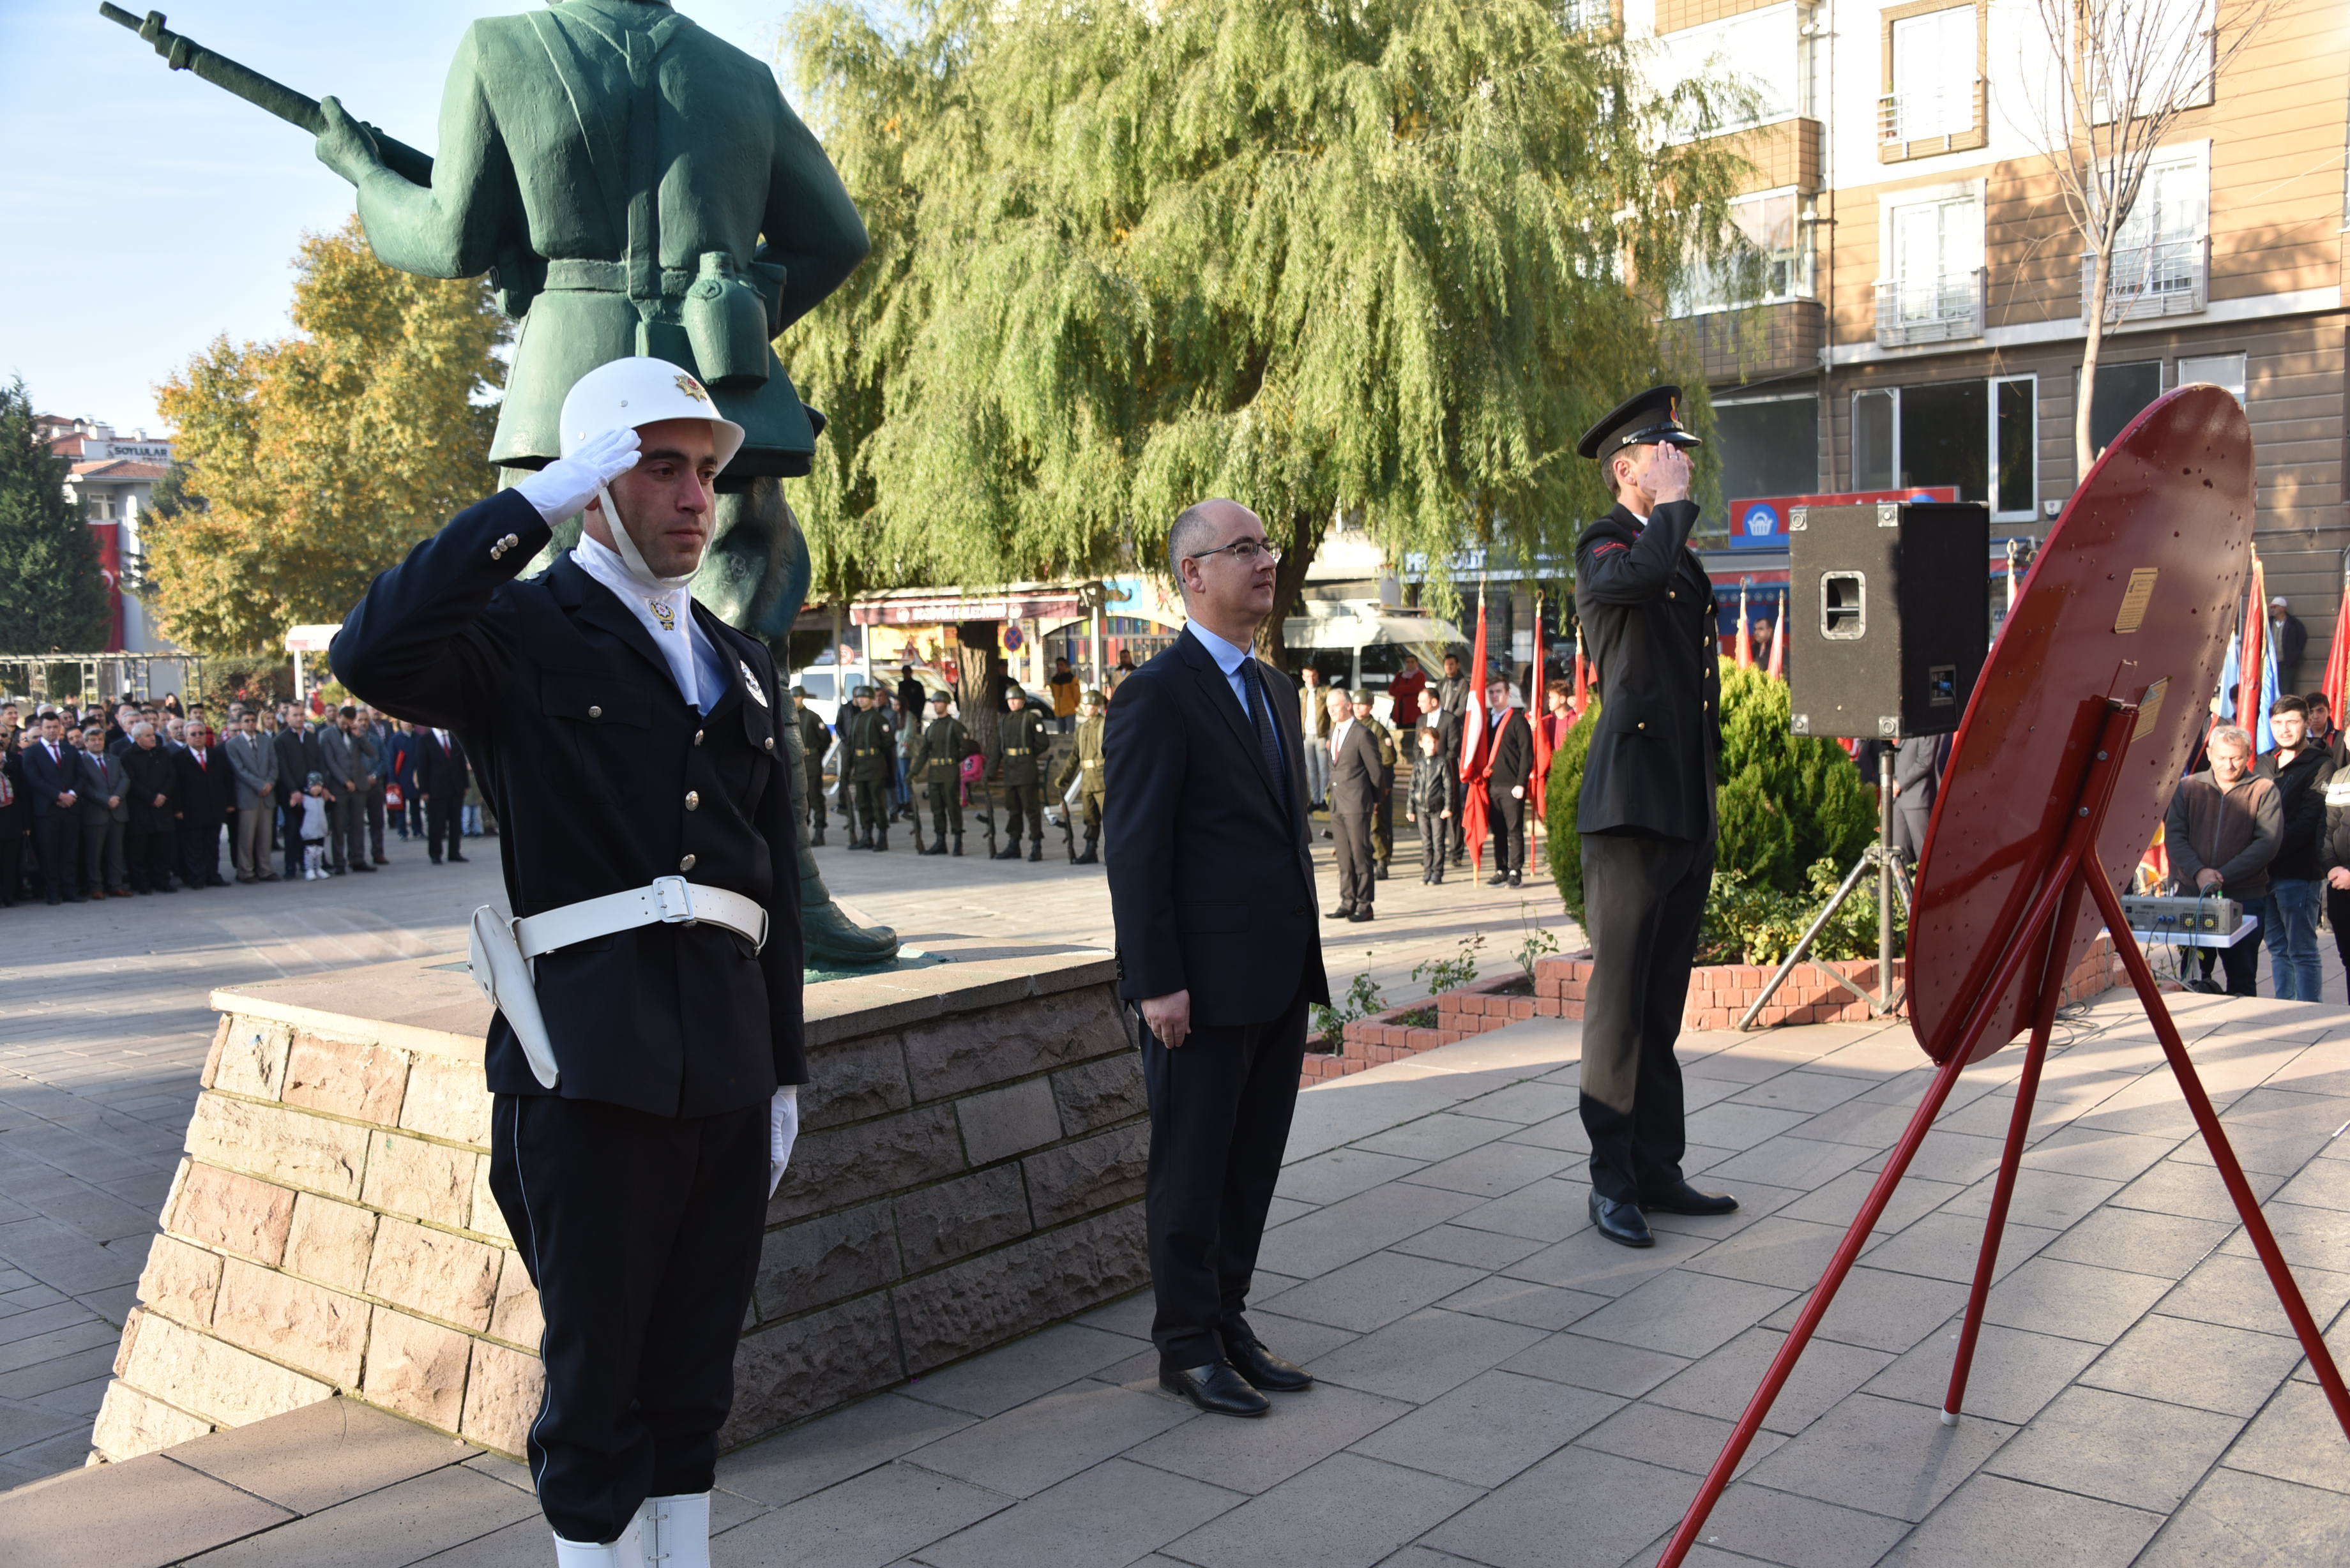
[
  {"xmin": 1941, "ymin": 877, "xmax": 2084, "ymax": 1423},
  {"xmin": 1652, "ymin": 847, "xmax": 2093, "ymax": 1568},
  {"xmin": 2081, "ymin": 868, "xmax": 2350, "ymax": 1444}
]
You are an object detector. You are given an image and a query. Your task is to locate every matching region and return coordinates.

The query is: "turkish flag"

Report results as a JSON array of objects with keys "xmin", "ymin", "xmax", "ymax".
[{"xmin": 1460, "ymin": 592, "xmax": 1490, "ymax": 871}]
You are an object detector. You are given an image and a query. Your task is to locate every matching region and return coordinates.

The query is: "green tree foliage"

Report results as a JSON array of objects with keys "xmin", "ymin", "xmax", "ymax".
[
  {"xmin": 1543, "ymin": 700, "xmax": 1599, "ymax": 925},
  {"xmin": 1545, "ymin": 664, "xmax": 1879, "ymax": 955},
  {"xmin": 781, "ymin": 0, "xmax": 1755, "ymax": 649},
  {"xmin": 147, "ymin": 219, "xmax": 506, "ymax": 654},
  {"xmin": 0, "ymin": 379, "xmax": 110, "ymax": 652}
]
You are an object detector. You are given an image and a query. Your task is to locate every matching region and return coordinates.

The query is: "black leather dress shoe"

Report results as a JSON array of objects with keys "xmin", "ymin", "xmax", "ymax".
[
  {"xmin": 1326, "ymin": 904, "xmax": 1354, "ymax": 921},
  {"xmin": 1641, "ymin": 1182, "xmax": 1740, "ymax": 1216},
  {"xmin": 1160, "ymin": 1361, "xmax": 1270, "ymax": 1417},
  {"xmin": 1226, "ymin": 1338, "xmax": 1312, "ymax": 1392},
  {"xmin": 1589, "ymin": 1192, "xmax": 1655, "ymax": 1248}
]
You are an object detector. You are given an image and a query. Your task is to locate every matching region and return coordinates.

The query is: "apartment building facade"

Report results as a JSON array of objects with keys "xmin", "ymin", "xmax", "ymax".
[{"xmin": 1644, "ymin": 0, "xmax": 2350, "ymax": 686}]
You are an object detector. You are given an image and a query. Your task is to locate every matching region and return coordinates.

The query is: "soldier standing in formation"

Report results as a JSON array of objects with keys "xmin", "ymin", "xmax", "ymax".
[
  {"xmin": 990, "ymin": 684, "xmax": 1052, "ymax": 862},
  {"xmin": 1351, "ymin": 690, "xmax": 1397, "ymax": 882},
  {"xmin": 790, "ymin": 686, "xmax": 830, "ymax": 847},
  {"xmin": 1571, "ymin": 386, "xmax": 1738, "ymax": 1249},
  {"xmin": 1053, "ymin": 688, "xmax": 1109, "ymax": 864},
  {"xmin": 842, "ymin": 686, "xmax": 893, "ymax": 851},
  {"xmin": 908, "ymin": 690, "xmax": 976, "ymax": 856}
]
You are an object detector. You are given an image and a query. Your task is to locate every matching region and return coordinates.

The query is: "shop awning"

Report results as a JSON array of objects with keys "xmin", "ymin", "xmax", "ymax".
[{"xmin": 1282, "ymin": 612, "xmax": 1467, "ymax": 660}]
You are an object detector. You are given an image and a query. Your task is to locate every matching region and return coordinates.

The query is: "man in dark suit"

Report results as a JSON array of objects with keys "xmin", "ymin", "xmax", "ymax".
[
  {"xmin": 1572, "ymin": 386, "xmax": 1738, "ymax": 1249},
  {"xmin": 332, "ymin": 358, "xmax": 807, "ymax": 1564},
  {"xmin": 1105, "ymin": 497, "xmax": 1330, "ymax": 1419},
  {"xmin": 1890, "ymin": 732, "xmax": 1946, "ymax": 864},
  {"xmin": 22, "ymin": 713, "xmax": 84, "ymax": 904},
  {"xmin": 412, "ymin": 726, "xmax": 471, "ymax": 864},
  {"xmin": 274, "ymin": 712, "xmax": 324, "ymax": 880},
  {"xmin": 175, "ymin": 722, "xmax": 235, "ymax": 889},
  {"xmin": 76, "ymin": 726, "xmax": 131, "ymax": 898},
  {"xmin": 1325, "ymin": 687, "xmax": 1383, "ymax": 922},
  {"xmin": 1483, "ymin": 679, "xmax": 1534, "ymax": 888}
]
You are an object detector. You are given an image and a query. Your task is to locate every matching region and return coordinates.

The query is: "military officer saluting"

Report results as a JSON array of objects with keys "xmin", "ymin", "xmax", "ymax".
[
  {"xmin": 789, "ymin": 686, "xmax": 831, "ymax": 847},
  {"xmin": 842, "ymin": 685, "xmax": 892, "ymax": 851},
  {"xmin": 989, "ymin": 684, "xmax": 1052, "ymax": 862},
  {"xmin": 1571, "ymin": 386, "xmax": 1737, "ymax": 1249},
  {"xmin": 908, "ymin": 690, "xmax": 977, "ymax": 856},
  {"xmin": 1052, "ymin": 688, "xmax": 1109, "ymax": 864},
  {"xmin": 333, "ymin": 359, "xmax": 805, "ymax": 1567}
]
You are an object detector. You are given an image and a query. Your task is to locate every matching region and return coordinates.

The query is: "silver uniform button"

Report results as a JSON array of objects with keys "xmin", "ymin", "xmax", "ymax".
[
  {"xmin": 694, "ymin": 730, "xmax": 704, "ymax": 746},
  {"xmin": 587, "ymin": 705, "xmax": 602, "ymax": 719},
  {"xmin": 764, "ymin": 736, "xmax": 775, "ymax": 751},
  {"xmin": 685, "ymin": 790, "xmax": 701, "ymax": 811},
  {"xmin": 678, "ymin": 854, "xmax": 696, "ymax": 871}
]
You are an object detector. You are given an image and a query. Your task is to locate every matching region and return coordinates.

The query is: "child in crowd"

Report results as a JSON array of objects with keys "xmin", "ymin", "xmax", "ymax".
[
  {"xmin": 1406, "ymin": 726, "xmax": 1452, "ymax": 885},
  {"xmin": 299, "ymin": 772, "xmax": 330, "ymax": 880}
]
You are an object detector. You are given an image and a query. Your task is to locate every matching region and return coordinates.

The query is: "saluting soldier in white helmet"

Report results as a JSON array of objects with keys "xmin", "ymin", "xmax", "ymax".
[{"xmin": 334, "ymin": 356, "xmax": 806, "ymax": 1568}]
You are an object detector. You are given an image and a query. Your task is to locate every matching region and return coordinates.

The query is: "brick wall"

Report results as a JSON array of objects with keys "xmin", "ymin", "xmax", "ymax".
[{"xmin": 91, "ymin": 951, "xmax": 1146, "ymax": 1466}]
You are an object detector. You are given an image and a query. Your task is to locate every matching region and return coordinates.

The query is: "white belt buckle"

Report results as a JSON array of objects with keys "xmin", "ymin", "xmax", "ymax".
[{"xmin": 650, "ymin": 875, "xmax": 698, "ymax": 927}]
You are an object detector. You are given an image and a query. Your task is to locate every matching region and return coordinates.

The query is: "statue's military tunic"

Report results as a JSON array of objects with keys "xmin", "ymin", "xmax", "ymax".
[
  {"xmin": 1572, "ymin": 495, "xmax": 1722, "ymax": 1205},
  {"xmin": 844, "ymin": 705, "xmax": 893, "ymax": 845},
  {"xmin": 990, "ymin": 708, "xmax": 1052, "ymax": 852},
  {"xmin": 909, "ymin": 714, "xmax": 974, "ymax": 846},
  {"xmin": 331, "ymin": 488, "xmax": 803, "ymax": 1547},
  {"xmin": 793, "ymin": 702, "xmax": 830, "ymax": 844},
  {"xmin": 340, "ymin": 0, "xmax": 868, "ymax": 477},
  {"xmin": 1052, "ymin": 713, "xmax": 1108, "ymax": 859}
]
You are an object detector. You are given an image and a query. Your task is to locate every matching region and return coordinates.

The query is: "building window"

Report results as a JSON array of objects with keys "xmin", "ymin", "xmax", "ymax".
[
  {"xmin": 1656, "ymin": 4, "xmax": 1801, "ymax": 135},
  {"xmin": 1877, "ymin": 188, "xmax": 1983, "ymax": 344},
  {"xmin": 1715, "ymin": 394, "xmax": 1821, "ymax": 518},
  {"xmin": 2079, "ymin": 360, "xmax": 2164, "ymax": 458},
  {"xmin": 2178, "ymin": 352, "xmax": 2247, "ymax": 402},
  {"xmin": 1880, "ymin": 2, "xmax": 1983, "ymax": 160},
  {"xmin": 1673, "ymin": 189, "xmax": 1815, "ymax": 315},
  {"xmin": 1561, "ymin": 0, "xmax": 1612, "ymax": 35},
  {"xmin": 1849, "ymin": 375, "xmax": 2037, "ymax": 520},
  {"xmin": 2090, "ymin": 147, "xmax": 2210, "ymax": 322}
]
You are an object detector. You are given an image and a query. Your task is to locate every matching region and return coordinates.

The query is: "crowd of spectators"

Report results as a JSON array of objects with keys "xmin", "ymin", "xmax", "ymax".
[{"xmin": 0, "ymin": 694, "xmax": 485, "ymax": 908}]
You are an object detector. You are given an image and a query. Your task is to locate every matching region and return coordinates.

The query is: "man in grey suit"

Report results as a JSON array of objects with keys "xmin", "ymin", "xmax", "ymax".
[
  {"xmin": 1890, "ymin": 734, "xmax": 1946, "ymax": 864},
  {"xmin": 1325, "ymin": 688, "xmax": 1383, "ymax": 923},
  {"xmin": 226, "ymin": 710, "xmax": 282, "ymax": 883},
  {"xmin": 76, "ymin": 725, "xmax": 131, "ymax": 898},
  {"xmin": 318, "ymin": 706, "xmax": 381, "ymax": 874}
]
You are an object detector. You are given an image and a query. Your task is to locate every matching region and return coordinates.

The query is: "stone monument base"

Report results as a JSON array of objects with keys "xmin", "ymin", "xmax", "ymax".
[{"xmin": 91, "ymin": 949, "xmax": 1147, "ymax": 1465}]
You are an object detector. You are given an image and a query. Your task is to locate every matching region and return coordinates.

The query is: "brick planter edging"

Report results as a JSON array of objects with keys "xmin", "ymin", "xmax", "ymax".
[{"xmin": 1309, "ymin": 935, "xmax": 2125, "ymax": 1088}]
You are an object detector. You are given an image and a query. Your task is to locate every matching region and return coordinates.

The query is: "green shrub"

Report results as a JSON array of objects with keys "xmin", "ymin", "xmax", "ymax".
[{"xmin": 1545, "ymin": 661, "xmax": 1886, "ymax": 962}]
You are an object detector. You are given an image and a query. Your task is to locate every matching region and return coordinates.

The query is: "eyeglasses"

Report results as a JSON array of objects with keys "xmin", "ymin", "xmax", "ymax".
[{"xmin": 1186, "ymin": 538, "xmax": 1282, "ymax": 566}]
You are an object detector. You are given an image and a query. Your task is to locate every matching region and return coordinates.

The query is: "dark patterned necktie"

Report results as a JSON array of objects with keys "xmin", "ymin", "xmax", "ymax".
[{"xmin": 1239, "ymin": 658, "xmax": 1288, "ymax": 818}]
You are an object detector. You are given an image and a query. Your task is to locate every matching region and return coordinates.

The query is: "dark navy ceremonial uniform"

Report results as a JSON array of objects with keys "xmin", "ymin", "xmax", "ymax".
[
  {"xmin": 333, "ymin": 487, "xmax": 804, "ymax": 1545},
  {"xmin": 1573, "ymin": 483, "xmax": 1723, "ymax": 1207}
]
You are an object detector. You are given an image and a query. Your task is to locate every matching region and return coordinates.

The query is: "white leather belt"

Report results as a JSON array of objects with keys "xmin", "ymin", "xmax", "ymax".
[{"xmin": 512, "ymin": 876, "xmax": 768, "ymax": 960}]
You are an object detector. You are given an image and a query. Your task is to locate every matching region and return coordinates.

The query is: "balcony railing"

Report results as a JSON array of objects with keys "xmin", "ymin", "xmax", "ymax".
[
  {"xmin": 2084, "ymin": 236, "xmax": 2209, "ymax": 324},
  {"xmin": 1878, "ymin": 80, "xmax": 1983, "ymax": 146},
  {"xmin": 1874, "ymin": 268, "xmax": 1985, "ymax": 346}
]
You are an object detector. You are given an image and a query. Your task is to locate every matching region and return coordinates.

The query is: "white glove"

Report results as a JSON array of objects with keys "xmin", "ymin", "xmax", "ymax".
[
  {"xmin": 512, "ymin": 427, "xmax": 641, "ymax": 525},
  {"xmin": 768, "ymin": 1085, "xmax": 800, "ymax": 1198}
]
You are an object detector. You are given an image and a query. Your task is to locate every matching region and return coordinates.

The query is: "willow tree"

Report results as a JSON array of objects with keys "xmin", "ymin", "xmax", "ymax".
[
  {"xmin": 782, "ymin": 0, "xmax": 1754, "ymax": 656},
  {"xmin": 148, "ymin": 220, "xmax": 507, "ymax": 654}
]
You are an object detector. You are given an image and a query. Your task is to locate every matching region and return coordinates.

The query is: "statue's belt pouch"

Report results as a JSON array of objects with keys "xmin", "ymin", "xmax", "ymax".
[
  {"xmin": 682, "ymin": 251, "xmax": 782, "ymax": 389},
  {"xmin": 467, "ymin": 877, "xmax": 768, "ymax": 1090}
]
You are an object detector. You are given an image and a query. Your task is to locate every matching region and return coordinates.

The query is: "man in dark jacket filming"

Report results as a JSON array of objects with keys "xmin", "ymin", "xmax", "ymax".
[
  {"xmin": 2165, "ymin": 723, "xmax": 2280, "ymax": 996},
  {"xmin": 2254, "ymin": 696, "xmax": 2332, "ymax": 1000}
]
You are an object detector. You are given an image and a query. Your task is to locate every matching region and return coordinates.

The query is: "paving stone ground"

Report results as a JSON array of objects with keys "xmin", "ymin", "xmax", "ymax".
[
  {"xmin": 10, "ymin": 983, "xmax": 2350, "ymax": 1567},
  {"xmin": 0, "ymin": 801, "xmax": 1565, "ymax": 1489}
]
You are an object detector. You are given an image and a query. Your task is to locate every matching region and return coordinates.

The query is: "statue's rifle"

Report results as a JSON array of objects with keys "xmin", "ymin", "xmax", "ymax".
[{"xmin": 98, "ymin": 6, "xmax": 434, "ymax": 185}]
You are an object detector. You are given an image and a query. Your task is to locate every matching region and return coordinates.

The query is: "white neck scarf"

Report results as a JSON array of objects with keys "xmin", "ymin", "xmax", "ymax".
[{"xmin": 573, "ymin": 529, "xmax": 699, "ymax": 708}]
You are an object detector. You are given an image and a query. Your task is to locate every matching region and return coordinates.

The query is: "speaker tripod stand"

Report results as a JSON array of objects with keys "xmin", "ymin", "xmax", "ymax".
[{"xmin": 1736, "ymin": 744, "xmax": 1914, "ymax": 1030}]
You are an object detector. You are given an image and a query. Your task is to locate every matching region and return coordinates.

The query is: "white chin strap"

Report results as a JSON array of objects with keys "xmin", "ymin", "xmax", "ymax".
[{"xmin": 595, "ymin": 481, "xmax": 694, "ymax": 592}]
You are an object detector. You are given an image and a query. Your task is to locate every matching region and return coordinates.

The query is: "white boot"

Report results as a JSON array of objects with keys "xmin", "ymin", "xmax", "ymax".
[
  {"xmin": 644, "ymin": 1493, "xmax": 711, "ymax": 1568},
  {"xmin": 552, "ymin": 1509, "xmax": 646, "ymax": 1568}
]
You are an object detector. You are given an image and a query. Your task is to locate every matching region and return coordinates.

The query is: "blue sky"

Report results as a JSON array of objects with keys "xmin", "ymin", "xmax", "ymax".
[{"xmin": 1, "ymin": 1, "xmax": 798, "ymax": 432}]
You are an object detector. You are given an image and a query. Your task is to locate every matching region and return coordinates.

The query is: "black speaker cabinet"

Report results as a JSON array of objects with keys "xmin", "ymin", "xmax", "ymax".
[{"xmin": 1787, "ymin": 501, "xmax": 1990, "ymax": 740}]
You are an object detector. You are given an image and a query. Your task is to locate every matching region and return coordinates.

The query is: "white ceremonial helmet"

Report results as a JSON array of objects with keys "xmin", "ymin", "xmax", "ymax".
[
  {"xmin": 556, "ymin": 357, "xmax": 745, "ymax": 585},
  {"xmin": 558, "ymin": 356, "xmax": 746, "ymax": 469}
]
